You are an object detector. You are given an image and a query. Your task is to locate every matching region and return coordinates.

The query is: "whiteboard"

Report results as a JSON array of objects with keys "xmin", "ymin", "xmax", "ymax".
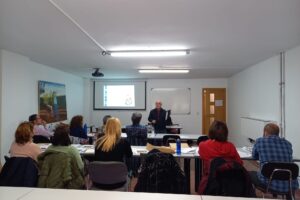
[
  {"xmin": 150, "ymin": 88, "xmax": 191, "ymax": 114},
  {"xmin": 241, "ymin": 117, "xmax": 275, "ymax": 141}
]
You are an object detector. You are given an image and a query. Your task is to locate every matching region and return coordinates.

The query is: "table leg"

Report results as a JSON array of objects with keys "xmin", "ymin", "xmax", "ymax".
[
  {"xmin": 184, "ymin": 158, "xmax": 191, "ymax": 194},
  {"xmin": 195, "ymin": 158, "xmax": 203, "ymax": 192}
]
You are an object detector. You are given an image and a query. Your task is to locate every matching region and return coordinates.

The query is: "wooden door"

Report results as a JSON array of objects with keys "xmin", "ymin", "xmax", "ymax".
[{"xmin": 202, "ymin": 88, "xmax": 226, "ymax": 135}]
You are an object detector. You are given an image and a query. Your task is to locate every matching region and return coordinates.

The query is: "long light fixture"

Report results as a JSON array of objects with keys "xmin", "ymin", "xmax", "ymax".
[
  {"xmin": 139, "ymin": 69, "xmax": 190, "ymax": 74},
  {"xmin": 106, "ymin": 50, "xmax": 190, "ymax": 57}
]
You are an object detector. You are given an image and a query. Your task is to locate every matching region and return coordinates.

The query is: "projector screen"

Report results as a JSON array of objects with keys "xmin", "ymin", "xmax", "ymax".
[{"xmin": 94, "ymin": 81, "xmax": 146, "ymax": 110}]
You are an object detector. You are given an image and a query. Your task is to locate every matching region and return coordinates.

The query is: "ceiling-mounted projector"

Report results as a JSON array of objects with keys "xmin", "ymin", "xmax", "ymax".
[{"xmin": 92, "ymin": 68, "xmax": 104, "ymax": 77}]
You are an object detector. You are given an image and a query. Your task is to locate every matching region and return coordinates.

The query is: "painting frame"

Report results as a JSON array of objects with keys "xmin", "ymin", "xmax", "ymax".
[{"xmin": 38, "ymin": 80, "xmax": 67, "ymax": 123}]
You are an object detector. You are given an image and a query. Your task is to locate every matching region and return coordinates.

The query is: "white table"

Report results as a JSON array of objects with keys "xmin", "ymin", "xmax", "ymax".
[
  {"xmin": 87, "ymin": 133, "xmax": 128, "ymax": 138},
  {"xmin": 201, "ymin": 196, "xmax": 260, "ymax": 200},
  {"xmin": 147, "ymin": 133, "xmax": 200, "ymax": 140},
  {"xmin": 88, "ymin": 133, "xmax": 200, "ymax": 142},
  {"xmin": 0, "ymin": 187, "xmax": 266, "ymax": 200},
  {"xmin": 39, "ymin": 144, "xmax": 253, "ymax": 159},
  {"xmin": 0, "ymin": 187, "xmax": 34, "ymax": 200},
  {"xmin": 69, "ymin": 145, "xmax": 198, "ymax": 158}
]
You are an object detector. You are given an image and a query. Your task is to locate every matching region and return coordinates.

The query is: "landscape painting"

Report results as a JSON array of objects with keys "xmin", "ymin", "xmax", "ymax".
[{"xmin": 38, "ymin": 81, "xmax": 67, "ymax": 123}]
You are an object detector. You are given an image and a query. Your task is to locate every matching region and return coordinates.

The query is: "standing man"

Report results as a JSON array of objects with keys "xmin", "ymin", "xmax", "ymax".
[
  {"xmin": 249, "ymin": 123, "xmax": 298, "ymax": 196},
  {"xmin": 148, "ymin": 100, "xmax": 167, "ymax": 133}
]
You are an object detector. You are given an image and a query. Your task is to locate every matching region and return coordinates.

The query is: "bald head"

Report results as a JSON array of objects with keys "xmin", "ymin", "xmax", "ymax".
[{"xmin": 155, "ymin": 100, "xmax": 162, "ymax": 109}]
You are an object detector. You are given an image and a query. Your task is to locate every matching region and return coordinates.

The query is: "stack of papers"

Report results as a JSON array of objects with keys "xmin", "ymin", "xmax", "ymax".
[
  {"xmin": 237, "ymin": 147, "xmax": 252, "ymax": 158},
  {"xmin": 181, "ymin": 147, "xmax": 197, "ymax": 154}
]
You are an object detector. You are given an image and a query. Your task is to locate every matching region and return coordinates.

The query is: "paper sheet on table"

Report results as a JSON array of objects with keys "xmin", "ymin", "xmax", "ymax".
[
  {"xmin": 39, "ymin": 143, "xmax": 51, "ymax": 150},
  {"xmin": 181, "ymin": 147, "xmax": 197, "ymax": 154},
  {"xmin": 238, "ymin": 150, "xmax": 252, "ymax": 158},
  {"xmin": 169, "ymin": 143, "xmax": 189, "ymax": 150},
  {"xmin": 133, "ymin": 148, "xmax": 148, "ymax": 155},
  {"xmin": 85, "ymin": 148, "xmax": 95, "ymax": 154}
]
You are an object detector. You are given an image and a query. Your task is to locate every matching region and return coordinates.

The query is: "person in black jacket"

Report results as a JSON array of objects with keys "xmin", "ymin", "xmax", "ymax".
[
  {"xmin": 134, "ymin": 149, "xmax": 186, "ymax": 194},
  {"xmin": 148, "ymin": 100, "xmax": 167, "ymax": 133},
  {"xmin": 0, "ymin": 157, "xmax": 38, "ymax": 187}
]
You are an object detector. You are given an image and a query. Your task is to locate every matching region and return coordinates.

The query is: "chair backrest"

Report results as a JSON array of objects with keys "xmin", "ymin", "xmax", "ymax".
[
  {"xmin": 261, "ymin": 162, "xmax": 299, "ymax": 181},
  {"xmin": 0, "ymin": 157, "xmax": 38, "ymax": 187},
  {"xmin": 197, "ymin": 135, "xmax": 209, "ymax": 145},
  {"xmin": 33, "ymin": 135, "xmax": 51, "ymax": 143},
  {"xmin": 162, "ymin": 135, "xmax": 180, "ymax": 146},
  {"xmin": 87, "ymin": 161, "xmax": 128, "ymax": 185},
  {"xmin": 202, "ymin": 157, "xmax": 255, "ymax": 197}
]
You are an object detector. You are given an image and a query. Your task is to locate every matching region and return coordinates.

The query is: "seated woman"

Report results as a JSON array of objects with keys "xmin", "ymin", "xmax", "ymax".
[
  {"xmin": 9, "ymin": 122, "xmax": 42, "ymax": 161},
  {"xmin": 198, "ymin": 120, "xmax": 243, "ymax": 193},
  {"xmin": 38, "ymin": 124, "xmax": 84, "ymax": 189},
  {"xmin": 69, "ymin": 115, "xmax": 88, "ymax": 144},
  {"xmin": 95, "ymin": 117, "xmax": 132, "ymax": 162}
]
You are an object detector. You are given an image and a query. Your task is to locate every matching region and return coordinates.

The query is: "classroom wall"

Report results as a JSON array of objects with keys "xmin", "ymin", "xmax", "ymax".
[
  {"xmin": 228, "ymin": 56, "xmax": 281, "ymax": 146},
  {"xmin": 87, "ymin": 78, "xmax": 228, "ymax": 135},
  {"xmin": 0, "ymin": 49, "xmax": 85, "ymax": 162},
  {"xmin": 228, "ymin": 45, "xmax": 300, "ymax": 159},
  {"xmin": 0, "ymin": 51, "xmax": 3, "ymax": 164},
  {"xmin": 285, "ymin": 45, "xmax": 300, "ymax": 159}
]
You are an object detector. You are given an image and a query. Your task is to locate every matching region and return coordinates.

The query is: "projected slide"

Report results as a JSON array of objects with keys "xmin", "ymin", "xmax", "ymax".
[
  {"xmin": 103, "ymin": 85, "xmax": 135, "ymax": 107},
  {"xmin": 94, "ymin": 81, "xmax": 145, "ymax": 110}
]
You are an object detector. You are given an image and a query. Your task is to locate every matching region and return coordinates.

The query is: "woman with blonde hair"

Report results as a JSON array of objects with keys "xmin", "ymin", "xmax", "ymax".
[
  {"xmin": 94, "ymin": 118, "xmax": 132, "ymax": 162},
  {"xmin": 9, "ymin": 122, "xmax": 42, "ymax": 161}
]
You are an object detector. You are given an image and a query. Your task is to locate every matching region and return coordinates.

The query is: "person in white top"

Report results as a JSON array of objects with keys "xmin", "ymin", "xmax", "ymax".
[{"xmin": 29, "ymin": 114, "xmax": 52, "ymax": 138}]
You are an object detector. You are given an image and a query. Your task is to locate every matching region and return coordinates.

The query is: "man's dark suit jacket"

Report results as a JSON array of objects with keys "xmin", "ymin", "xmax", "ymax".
[{"xmin": 148, "ymin": 108, "xmax": 167, "ymax": 133}]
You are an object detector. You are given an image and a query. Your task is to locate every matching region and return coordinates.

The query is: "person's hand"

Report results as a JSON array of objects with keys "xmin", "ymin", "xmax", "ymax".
[
  {"xmin": 152, "ymin": 120, "xmax": 156, "ymax": 124},
  {"xmin": 41, "ymin": 120, "xmax": 47, "ymax": 126}
]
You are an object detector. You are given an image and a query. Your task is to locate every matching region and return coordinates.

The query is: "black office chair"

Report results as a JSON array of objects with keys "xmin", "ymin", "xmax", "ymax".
[
  {"xmin": 196, "ymin": 135, "xmax": 209, "ymax": 145},
  {"xmin": 32, "ymin": 135, "xmax": 51, "ymax": 143},
  {"xmin": 257, "ymin": 162, "xmax": 299, "ymax": 200},
  {"xmin": 87, "ymin": 161, "xmax": 129, "ymax": 191},
  {"xmin": 121, "ymin": 128, "xmax": 127, "ymax": 133},
  {"xmin": 195, "ymin": 135, "xmax": 209, "ymax": 191},
  {"xmin": 162, "ymin": 135, "xmax": 180, "ymax": 146}
]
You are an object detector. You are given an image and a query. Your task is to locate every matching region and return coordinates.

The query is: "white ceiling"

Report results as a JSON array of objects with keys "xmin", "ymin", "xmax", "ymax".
[{"xmin": 0, "ymin": 0, "xmax": 300, "ymax": 79}]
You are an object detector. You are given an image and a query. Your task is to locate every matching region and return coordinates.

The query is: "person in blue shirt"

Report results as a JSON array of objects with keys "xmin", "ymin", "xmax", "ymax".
[
  {"xmin": 126, "ymin": 113, "xmax": 147, "ymax": 176},
  {"xmin": 126, "ymin": 113, "xmax": 147, "ymax": 146},
  {"xmin": 249, "ymin": 123, "xmax": 299, "ymax": 195},
  {"xmin": 69, "ymin": 115, "xmax": 88, "ymax": 144}
]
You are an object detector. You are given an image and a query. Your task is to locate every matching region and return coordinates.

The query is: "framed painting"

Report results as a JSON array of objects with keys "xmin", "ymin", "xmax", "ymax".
[{"xmin": 38, "ymin": 81, "xmax": 67, "ymax": 123}]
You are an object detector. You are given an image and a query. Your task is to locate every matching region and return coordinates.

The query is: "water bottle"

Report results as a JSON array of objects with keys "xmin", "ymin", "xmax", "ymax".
[{"xmin": 176, "ymin": 138, "xmax": 181, "ymax": 154}]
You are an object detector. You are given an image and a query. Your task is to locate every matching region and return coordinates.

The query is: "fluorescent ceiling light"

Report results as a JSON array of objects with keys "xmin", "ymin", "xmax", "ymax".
[
  {"xmin": 108, "ymin": 50, "xmax": 190, "ymax": 57},
  {"xmin": 139, "ymin": 69, "xmax": 189, "ymax": 74}
]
